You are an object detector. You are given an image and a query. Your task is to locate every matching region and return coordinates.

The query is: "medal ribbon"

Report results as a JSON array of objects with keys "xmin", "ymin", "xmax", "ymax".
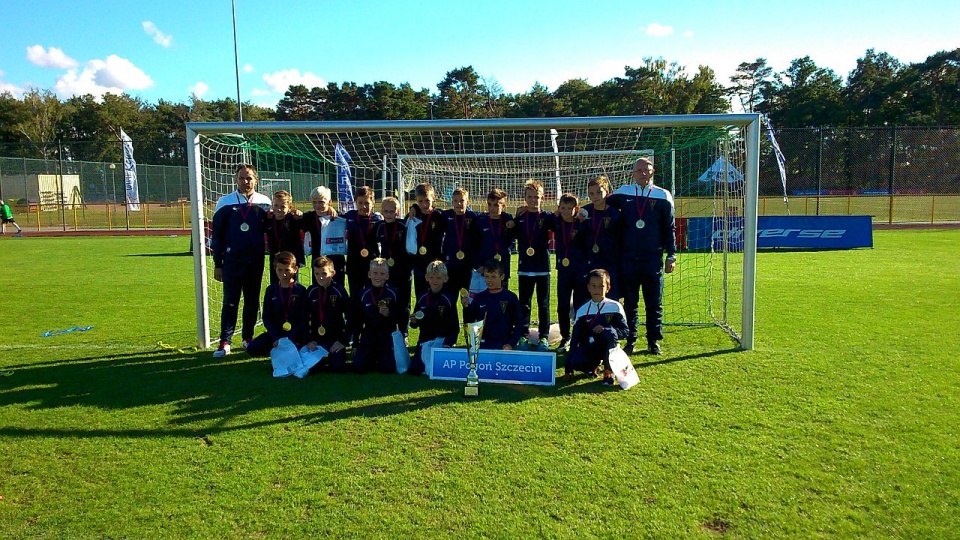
[
  {"xmin": 237, "ymin": 193, "xmax": 253, "ymax": 224},
  {"xmin": 384, "ymin": 221, "xmax": 399, "ymax": 259},
  {"xmin": 418, "ymin": 210, "xmax": 434, "ymax": 251},
  {"xmin": 559, "ymin": 218, "xmax": 573, "ymax": 257},
  {"xmin": 279, "ymin": 283, "xmax": 293, "ymax": 328},
  {"xmin": 356, "ymin": 214, "xmax": 373, "ymax": 253},
  {"xmin": 315, "ymin": 286, "xmax": 328, "ymax": 329},
  {"xmin": 591, "ymin": 207, "xmax": 605, "ymax": 247},
  {"xmin": 452, "ymin": 213, "xmax": 466, "ymax": 250},
  {"xmin": 587, "ymin": 300, "xmax": 606, "ymax": 329},
  {"xmin": 490, "ymin": 216, "xmax": 502, "ymax": 255},
  {"xmin": 524, "ymin": 211, "xmax": 538, "ymax": 252},
  {"xmin": 635, "ymin": 185, "xmax": 651, "ymax": 222},
  {"xmin": 271, "ymin": 215, "xmax": 284, "ymax": 250}
]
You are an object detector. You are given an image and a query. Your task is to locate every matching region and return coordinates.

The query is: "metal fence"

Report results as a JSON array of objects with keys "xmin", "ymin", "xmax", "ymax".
[{"xmin": 2, "ymin": 127, "xmax": 958, "ymax": 231}]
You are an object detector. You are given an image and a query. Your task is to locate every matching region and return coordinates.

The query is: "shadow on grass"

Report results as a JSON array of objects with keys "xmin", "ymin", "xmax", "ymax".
[
  {"xmin": 0, "ymin": 337, "xmax": 745, "ymax": 438},
  {"xmin": 0, "ymin": 347, "xmax": 558, "ymax": 439},
  {"xmin": 125, "ymin": 252, "xmax": 192, "ymax": 257}
]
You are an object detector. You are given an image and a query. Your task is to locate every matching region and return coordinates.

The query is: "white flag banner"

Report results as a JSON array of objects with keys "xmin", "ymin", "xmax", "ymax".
[
  {"xmin": 120, "ymin": 129, "xmax": 141, "ymax": 211},
  {"xmin": 550, "ymin": 128, "xmax": 562, "ymax": 198}
]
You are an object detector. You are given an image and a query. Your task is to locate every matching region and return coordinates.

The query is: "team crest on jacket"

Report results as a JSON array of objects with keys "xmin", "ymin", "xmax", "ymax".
[
  {"xmin": 605, "ymin": 314, "xmax": 612, "ymax": 323},
  {"xmin": 604, "ymin": 217, "xmax": 611, "ymax": 228},
  {"xmin": 650, "ymin": 201, "xmax": 657, "ymax": 209},
  {"xmin": 500, "ymin": 301, "xmax": 508, "ymax": 313},
  {"xmin": 329, "ymin": 295, "xmax": 338, "ymax": 307},
  {"xmin": 438, "ymin": 306, "xmax": 446, "ymax": 317}
]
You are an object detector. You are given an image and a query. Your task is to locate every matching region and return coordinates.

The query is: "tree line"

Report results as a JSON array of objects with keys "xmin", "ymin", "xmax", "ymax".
[{"xmin": 0, "ymin": 48, "xmax": 956, "ymax": 165}]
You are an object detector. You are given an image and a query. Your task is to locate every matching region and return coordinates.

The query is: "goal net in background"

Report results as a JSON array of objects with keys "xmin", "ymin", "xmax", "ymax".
[{"xmin": 188, "ymin": 116, "xmax": 760, "ymax": 351}]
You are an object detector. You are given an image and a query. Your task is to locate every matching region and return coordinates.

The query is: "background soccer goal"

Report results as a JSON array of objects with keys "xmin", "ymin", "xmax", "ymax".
[{"xmin": 187, "ymin": 115, "xmax": 760, "ymax": 351}]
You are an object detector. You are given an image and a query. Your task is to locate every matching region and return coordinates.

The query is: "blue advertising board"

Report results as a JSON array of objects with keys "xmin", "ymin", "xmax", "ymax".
[
  {"xmin": 685, "ymin": 215, "xmax": 872, "ymax": 250},
  {"xmin": 428, "ymin": 348, "xmax": 556, "ymax": 386}
]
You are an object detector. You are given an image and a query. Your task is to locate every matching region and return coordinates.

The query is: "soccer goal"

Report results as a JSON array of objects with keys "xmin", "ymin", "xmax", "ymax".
[{"xmin": 187, "ymin": 115, "xmax": 760, "ymax": 351}]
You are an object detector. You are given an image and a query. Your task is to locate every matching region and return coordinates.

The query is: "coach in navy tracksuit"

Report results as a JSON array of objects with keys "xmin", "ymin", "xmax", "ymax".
[
  {"xmin": 606, "ymin": 158, "xmax": 677, "ymax": 355},
  {"xmin": 210, "ymin": 165, "xmax": 273, "ymax": 357}
]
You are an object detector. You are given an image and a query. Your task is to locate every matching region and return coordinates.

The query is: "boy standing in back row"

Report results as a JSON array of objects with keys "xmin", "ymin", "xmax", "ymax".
[{"xmin": 513, "ymin": 179, "xmax": 554, "ymax": 352}]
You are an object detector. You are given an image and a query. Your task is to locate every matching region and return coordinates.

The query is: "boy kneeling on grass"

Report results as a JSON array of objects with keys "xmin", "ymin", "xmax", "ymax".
[
  {"xmin": 246, "ymin": 251, "xmax": 309, "ymax": 357},
  {"xmin": 303, "ymin": 256, "xmax": 350, "ymax": 373},
  {"xmin": 352, "ymin": 258, "xmax": 403, "ymax": 373},
  {"xmin": 408, "ymin": 260, "xmax": 460, "ymax": 375},
  {"xmin": 564, "ymin": 269, "xmax": 629, "ymax": 385},
  {"xmin": 461, "ymin": 259, "xmax": 523, "ymax": 350}
]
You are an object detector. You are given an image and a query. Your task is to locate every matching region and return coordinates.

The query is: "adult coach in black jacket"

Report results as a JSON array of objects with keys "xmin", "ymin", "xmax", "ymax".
[
  {"xmin": 210, "ymin": 165, "xmax": 273, "ymax": 357},
  {"xmin": 606, "ymin": 157, "xmax": 677, "ymax": 355}
]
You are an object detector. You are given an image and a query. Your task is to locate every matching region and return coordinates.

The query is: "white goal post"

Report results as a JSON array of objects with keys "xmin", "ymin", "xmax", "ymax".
[{"xmin": 187, "ymin": 115, "xmax": 760, "ymax": 351}]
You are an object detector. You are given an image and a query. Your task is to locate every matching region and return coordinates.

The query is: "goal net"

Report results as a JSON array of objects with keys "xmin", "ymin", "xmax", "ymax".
[{"xmin": 188, "ymin": 116, "xmax": 760, "ymax": 351}]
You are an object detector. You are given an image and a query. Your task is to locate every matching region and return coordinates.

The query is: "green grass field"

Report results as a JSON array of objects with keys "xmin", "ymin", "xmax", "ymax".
[{"xmin": 1, "ymin": 230, "xmax": 958, "ymax": 538}]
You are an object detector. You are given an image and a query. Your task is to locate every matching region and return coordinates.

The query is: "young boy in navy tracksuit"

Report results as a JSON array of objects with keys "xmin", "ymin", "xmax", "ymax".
[
  {"xmin": 264, "ymin": 190, "xmax": 306, "ymax": 283},
  {"xmin": 565, "ymin": 269, "xmax": 630, "ymax": 385},
  {"xmin": 352, "ymin": 258, "xmax": 404, "ymax": 373},
  {"xmin": 553, "ymin": 193, "xmax": 589, "ymax": 353},
  {"xmin": 246, "ymin": 251, "xmax": 309, "ymax": 359},
  {"xmin": 461, "ymin": 259, "xmax": 523, "ymax": 350},
  {"xmin": 408, "ymin": 261, "xmax": 460, "ymax": 375},
  {"xmin": 304, "ymin": 256, "xmax": 350, "ymax": 372},
  {"xmin": 582, "ymin": 175, "xmax": 623, "ymax": 300},
  {"xmin": 342, "ymin": 185, "xmax": 382, "ymax": 300},
  {"xmin": 409, "ymin": 183, "xmax": 448, "ymax": 301},
  {"xmin": 513, "ymin": 179, "xmax": 555, "ymax": 352},
  {"xmin": 471, "ymin": 189, "xmax": 514, "ymax": 290},
  {"xmin": 376, "ymin": 197, "xmax": 412, "ymax": 337},
  {"xmin": 442, "ymin": 187, "xmax": 478, "ymax": 297}
]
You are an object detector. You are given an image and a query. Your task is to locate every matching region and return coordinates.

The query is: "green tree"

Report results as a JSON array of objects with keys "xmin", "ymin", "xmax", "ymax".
[
  {"xmin": 436, "ymin": 66, "xmax": 487, "ymax": 119},
  {"xmin": 760, "ymin": 56, "xmax": 845, "ymax": 127},
  {"xmin": 728, "ymin": 58, "xmax": 773, "ymax": 113},
  {"xmin": 897, "ymin": 48, "xmax": 960, "ymax": 125},
  {"xmin": 843, "ymin": 49, "xmax": 904, "ymax": 125},
  {"xmin": 15, "ymin": 88, "xmax": 65, "ymax": 158}
]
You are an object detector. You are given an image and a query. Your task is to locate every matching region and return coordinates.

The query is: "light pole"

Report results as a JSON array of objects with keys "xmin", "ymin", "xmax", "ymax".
[{"xmin": 232, "ymin": 0, "xmax": 243, "ymax": 121}]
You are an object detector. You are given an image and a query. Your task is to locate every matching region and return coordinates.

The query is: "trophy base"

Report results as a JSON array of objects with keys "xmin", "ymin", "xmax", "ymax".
[{"xmin": 463, "ymin": 386, "xmax": 479, "ymax": 397}]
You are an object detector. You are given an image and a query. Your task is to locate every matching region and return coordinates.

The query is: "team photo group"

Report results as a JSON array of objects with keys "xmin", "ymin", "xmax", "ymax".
[{"xmin": 209, "ymin": 156, "xmax": 677, "ymax": 385}]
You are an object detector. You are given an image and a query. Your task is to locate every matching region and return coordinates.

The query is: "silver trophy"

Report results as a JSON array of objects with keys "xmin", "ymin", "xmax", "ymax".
[{"xmin": 464, "ymin": 315, "xmax": 485, "ymax": 397}]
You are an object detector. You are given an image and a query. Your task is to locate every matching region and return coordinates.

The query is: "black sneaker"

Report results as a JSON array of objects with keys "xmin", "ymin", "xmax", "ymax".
[
  {"xmin": 601, "ymin": 376, "xmax": 614, "ymax": 386},
  {"xmin": 623, "ymin": 342, "xmax": 636, "ymax": 355},
  {"xmin": 647, "ymin": 342, "xmax": 662, "ymax": 355}
]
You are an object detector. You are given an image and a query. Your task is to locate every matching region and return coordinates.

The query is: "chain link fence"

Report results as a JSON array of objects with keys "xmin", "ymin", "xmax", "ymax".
[
  {"xmin": 759, "ymin": 127, "xmax": 960, "ymax": 224},
  {"xmin": 2, "ymin": 128, "xmax": 958, "ymax": 231}
]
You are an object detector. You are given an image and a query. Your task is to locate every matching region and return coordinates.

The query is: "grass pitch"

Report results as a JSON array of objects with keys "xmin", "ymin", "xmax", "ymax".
[{"xmin": 0, "ymin": 230, "xmax": 958, "ymax": 538}]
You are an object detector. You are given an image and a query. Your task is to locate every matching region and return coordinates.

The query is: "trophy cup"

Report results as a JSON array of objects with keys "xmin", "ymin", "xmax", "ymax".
[{"xmin": 464, "ymin": 316, "xmax": 485, "ymax": 397}]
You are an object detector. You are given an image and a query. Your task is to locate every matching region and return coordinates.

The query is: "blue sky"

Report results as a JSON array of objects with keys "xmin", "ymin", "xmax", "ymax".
[{"xmin": 1, "ymin": 0, "xmax": 957, "ymax": 108}]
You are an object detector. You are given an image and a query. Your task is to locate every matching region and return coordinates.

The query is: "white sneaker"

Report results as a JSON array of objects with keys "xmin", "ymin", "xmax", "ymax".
[
  {"xmin": 212, "ymin": 341, "xmax": 231, "ymax": 358},
  {"xmin": 241, "ymin": 339, "xmax": 251, "ymax": 350}
]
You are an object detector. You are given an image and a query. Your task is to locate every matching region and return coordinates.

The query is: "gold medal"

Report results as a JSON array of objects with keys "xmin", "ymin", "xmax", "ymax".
[
  {"xmin": 317, "ymin": 326, "xmax": 326, "ymax": 336},
  {"xmin": 456, "ymin": 251, "xmax": 465, "ymax": 260},
  {"xmin": 561, "ymin": 258, "xmax": 570, "ymax": 267},
  {"xmin": 525, "ymin": 247, "xmax": 535, "ymax": 256},
  {"xmin": 418, "ymin": 246, "xmax": 427, "ymax": 255},
  {"xmin": 239, "ymin": 223, "xmax": 250, "ymax": 232},
  {"xmin": 282, "ymin": 322, "xmax": 292, "ymax": 331},
  {"xmin": 387, "ymin": 258, "xmax": 395, "ymax": 267},
  {"xmin": 459, "ymin": 288, "xmax": 469, "ymax": 298},
  {"xmin": 360, "ymin": 248, "xmax": 369, "ymax": 257},
  {"xmin": 592, "ymin": 244, "xmax": 600, "ymax": 254},
  {"xmin": 494, "ymin": 254, "xmax": 502, "ymax": 261}
]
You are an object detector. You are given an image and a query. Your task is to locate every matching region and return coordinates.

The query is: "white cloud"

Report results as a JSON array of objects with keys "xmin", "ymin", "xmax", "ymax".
[
  {"xmin": 250, "ymin": 87, "xmax": 272, "ymax": 96},
  {"xmin": 142, "ymin": 21, "xmax": 173, "ymax": 48},
  {"xmin": 682, "ymin": 30, "xmax": 695, "ymax": 38},
  {"xmin": 262, "ymin": 69, "xmax": 325, "ymax": 92},
  {"xmin": 188, "ymin": 81, "xmax": 209, "ymax": 97},
  {"xmin": 0, "ymin": 72, "xmax": 25, "ymax": 97},
  {"xmin": 26, "ymin": 45, "xmax": 78, "ymax": 69},
  {"xmin": 243, "ymin": 64, "xmax": 254, "ymax": 73},
  {"xmin": 641, "ymin": 23, "xmax": 674, "ymax": 37},
  {"xmin": 54, "ymin": 55, "xmax": 154, "ymax": 100}
]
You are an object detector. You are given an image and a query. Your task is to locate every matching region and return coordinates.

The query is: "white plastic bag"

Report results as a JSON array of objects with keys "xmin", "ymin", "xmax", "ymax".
[
  {"xmin": 270, "ymin": 337, "xmax": 301, "ymax": 378},
  {"xmin": 405, "ymin": 216, "xmax": 421, "ymax": 255},
  {"xmin": 393, "ymin": 329, "xmax": 410, "ymax": 373},
  {"xmin": 467, "ymin": 269, "xmax": 487, "ymax": 305},
  {"xmin": 421, "ymin": 337, "xmax": 446, "ymax": 378},
  {"xmin": 320, "ymin": 216, "xmax": 347, "ymax": 256},
  {"xmin": 607, "ymin": 346, "xmax": 640, "ymax": 390},
  {"xmin": 295, "ymin": 344, "xmax": 329, "ymax": 378},
  {"xmin": 303, "ymin": 231, "xmax": 312, "ymax": 258}
]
